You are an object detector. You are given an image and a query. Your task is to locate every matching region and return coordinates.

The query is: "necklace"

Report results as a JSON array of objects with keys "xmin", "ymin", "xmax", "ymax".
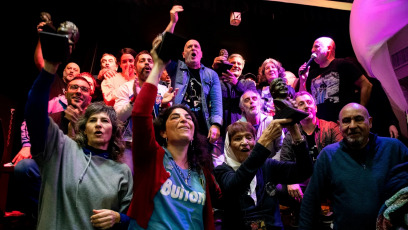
[{"xmin": 172, "ymin": 160, "xmax": 191, "ymax": 184}]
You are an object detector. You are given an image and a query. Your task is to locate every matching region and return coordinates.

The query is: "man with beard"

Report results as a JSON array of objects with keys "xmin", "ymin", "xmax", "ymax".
[
  {"xmin": 114, "ymin": 50, "xmax": 176, "ymax": 173},
  {"xmin": 279, "ymin": 91, "xmax": 342, "ymax": 228},
  {"xmin": 13, "ymin": 76, "xmax": 93, "ymax": 222},
  {"xmin": 299, "ymin": 103, "xmax": 408, "ymax": 230}
]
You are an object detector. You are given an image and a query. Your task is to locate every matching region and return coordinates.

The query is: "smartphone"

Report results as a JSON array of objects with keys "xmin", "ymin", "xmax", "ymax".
[{"xmin": 218, "ymin": 62, "xmax": 233, "ymax": 73}]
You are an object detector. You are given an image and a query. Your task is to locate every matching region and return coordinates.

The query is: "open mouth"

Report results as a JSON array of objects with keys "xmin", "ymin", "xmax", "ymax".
[
  {"xmin": 191, "ymin": 52, "xmax": 197, "ymax": 57},
  {"xmin": 94, "ymin": 131, "xmax": 103, "ymax": 136},
  {"xmin": 241, "ymin": 148, "xmax": 251, "ymax": 152}
]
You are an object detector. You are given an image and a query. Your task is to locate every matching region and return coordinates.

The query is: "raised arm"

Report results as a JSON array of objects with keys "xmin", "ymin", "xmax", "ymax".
[
  {"xmin": 163, "ymin": 5, "xmax": 184, "ymax": 34},
  {"xmin": 131, "ymin": 38, "xmax": 168, "ymax": 165},
  {"xmin": 215, "ymin": 119, "xmax": 290, "ymax": 193},
  {"xmin": 25, "ymin": 60, "xmax": 60, "ymax": 156}
]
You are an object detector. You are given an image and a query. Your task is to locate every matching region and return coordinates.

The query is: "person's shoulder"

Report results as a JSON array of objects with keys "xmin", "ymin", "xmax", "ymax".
[
  {"xmin": 320, "ymin": 141, "xmax": 342, "ymax": 155},
  {"xmin": 333, "ymin": 58, "xmax": 359, "ymax": 69},
  {"xmin": 116, "ymin": 79, "xmax": 134, "ymax": 94},
  {"xmin": 376, "ymin": 135, "xmax": 405, "ymax": 147},
  {"xmin": 121, "ymin": 79, "xmax": 134, "ymax": 88},
  {"xmin": 319, "ymin": 118, "xmax": 339, "ymax": 128},
  {"xmin": 214, "ymin": 162, "xmax": 233, "ymax": 174},
  {"xmin": 202, "ymin": 65, "xmax": 218, "ymax": 75},
  {"xmin": 262, "ymin": 113, "xmax": 273, "ymax": 124}
]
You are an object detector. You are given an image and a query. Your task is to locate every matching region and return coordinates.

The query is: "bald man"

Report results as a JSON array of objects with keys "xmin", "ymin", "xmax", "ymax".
[
  {"xmin": 299, "ymin": 103, "xmax": 408, "ymax": 229},
  {"xmin": 298, "ymin": 37, "xmax": 373, "ymax": 122}
]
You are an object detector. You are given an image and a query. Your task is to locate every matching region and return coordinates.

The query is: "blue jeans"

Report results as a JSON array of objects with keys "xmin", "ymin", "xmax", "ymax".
[{"xmin": 13, "ymin": 159, "xmax": 41, "ymax": 217}]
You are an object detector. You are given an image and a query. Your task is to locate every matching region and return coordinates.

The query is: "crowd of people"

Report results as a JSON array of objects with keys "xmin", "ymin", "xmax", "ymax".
[{"xmin": 10, "ymin": 4, "xmax": 408, "ymax": 230}]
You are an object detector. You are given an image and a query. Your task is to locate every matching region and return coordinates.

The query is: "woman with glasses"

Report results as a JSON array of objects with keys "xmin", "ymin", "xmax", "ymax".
[{"xmin": 25, "ymin": 59, "xmax": 133, "ymax": 229}]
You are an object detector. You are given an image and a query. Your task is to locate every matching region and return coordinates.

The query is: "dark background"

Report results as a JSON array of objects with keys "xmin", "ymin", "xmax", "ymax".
[{"xmin": 2, "ymin": 0, "xmax": 354, "ymax": 154}]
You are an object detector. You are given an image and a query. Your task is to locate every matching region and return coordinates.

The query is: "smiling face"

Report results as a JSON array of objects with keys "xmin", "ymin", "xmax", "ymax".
[
  {"xmin": 339, "ymin": 103, "xmax": 372, "ymax": 150},
  {"xmin": 264, "ymin": 62, "xmax": 279, "ymax": 83},
  {"xmin": 296, "ymin": 93, "xmax": 317, "ymax": 121},
  {"xmin": 161, "ymin": 108, "xmax": 195, "ymax": 145},
  {"xmin": 228, "ymin": 55, "xmax": 244, "ymax": 77},
  {"xmin": 230, "ymin": 131, "xmax": 255, "ymax": 163},
  {"xmin": 84, "ymin": 112, "xmax": 113, "ymax": 150},
  {"xmin": 66, "ymin": 78, "xmax": 92, "ymax": 109},
  {"xmin": 135, "ymin": 53, "xmax": 153, "ymax": 82},
  {"xmin": 182, "ymin": 39, "xmax": 203, "ymax": 69}
]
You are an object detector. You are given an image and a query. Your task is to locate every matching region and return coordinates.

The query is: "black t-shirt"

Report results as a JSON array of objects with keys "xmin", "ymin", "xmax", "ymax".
[
  {"xmin": 305, "ymin": 130, "xmax": 318, "ymax": 162},
  {"xmin": 184, "ymin": 68, "xmax": 207, "ymax": 134},
  {"xmin": 306, "ymin": 58, "xmax": 362, "ymax": 122}
]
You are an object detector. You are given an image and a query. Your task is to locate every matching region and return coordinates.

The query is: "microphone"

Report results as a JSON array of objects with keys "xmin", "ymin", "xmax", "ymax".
[{"xmin": 299, "ymin": 53, "xmax": 317, "ymax": 75}]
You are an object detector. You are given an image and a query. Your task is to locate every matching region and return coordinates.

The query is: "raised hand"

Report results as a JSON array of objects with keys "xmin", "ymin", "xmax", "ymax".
[
  {"xmin": 170, "ymin": 5, "xmax": 184, "ymax": 24},
  {"xmin": 162, "ymin": 87, "xmax": 179, "ymax": 105},
  {"xmin": 258, "ymin": 118, "xmax": 291, "ymax": 147}
]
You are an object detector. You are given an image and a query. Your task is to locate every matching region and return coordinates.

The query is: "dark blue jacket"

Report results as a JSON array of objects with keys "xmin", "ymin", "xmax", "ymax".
[
  {"xmin": 214, "ymin": 142, "xmax": 312, "ymax": 229},
  {"xmin": 299, "ymin": 133, "xmax": 408, "ymax": 230}
]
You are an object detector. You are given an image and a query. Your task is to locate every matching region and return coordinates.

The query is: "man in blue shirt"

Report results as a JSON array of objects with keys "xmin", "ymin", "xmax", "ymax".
[{"xmin": 299, "ymin": 103, "xmax": 408, "ymax": 229}]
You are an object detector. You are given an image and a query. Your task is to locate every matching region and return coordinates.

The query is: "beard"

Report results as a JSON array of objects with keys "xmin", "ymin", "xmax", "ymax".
[{"xmin": 344, "ymin": 135, "xmax": 366, "ymax": 149}]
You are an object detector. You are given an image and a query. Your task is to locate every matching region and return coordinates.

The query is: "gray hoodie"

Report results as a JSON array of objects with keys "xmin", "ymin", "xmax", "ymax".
[{"xmin": 34, "ymin": 119, "xmax": 133, "ymax": 229}]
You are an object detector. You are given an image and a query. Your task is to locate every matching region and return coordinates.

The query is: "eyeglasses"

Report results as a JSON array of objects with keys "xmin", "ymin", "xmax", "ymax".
[{"xmin": 69, "ymin": 84, "xmax": 90, "ymax": 93}]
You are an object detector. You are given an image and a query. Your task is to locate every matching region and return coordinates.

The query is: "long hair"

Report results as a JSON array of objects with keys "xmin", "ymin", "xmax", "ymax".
[
  {"xmin": 257, "ymin": 58, "xmax": 286, "ymax": 88},
  {"xmin": 75, "ymin": 102, "xmax": 125, "ymax": 161},
  {"xmin": 153, "ymin": 104, "xmax": 212, "ymax": 171}
]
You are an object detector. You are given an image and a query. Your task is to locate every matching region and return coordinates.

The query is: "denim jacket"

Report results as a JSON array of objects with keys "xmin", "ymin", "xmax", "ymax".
[{"xmin": 167, "ymin": 60, "xmax": 223, "ymax": 129}]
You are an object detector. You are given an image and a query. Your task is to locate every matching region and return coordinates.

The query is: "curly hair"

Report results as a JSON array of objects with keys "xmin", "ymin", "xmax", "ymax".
[
  {"xmin": 153, "ymin": 104, "xmax": 212, "ymax": 171},
  {"xmin": 75, "ymin": 102, "xmax": 125, "ymax": 162},
  {"xmin": 257, "ymin": 58, "xmax": 286, "ymax": 88}
]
